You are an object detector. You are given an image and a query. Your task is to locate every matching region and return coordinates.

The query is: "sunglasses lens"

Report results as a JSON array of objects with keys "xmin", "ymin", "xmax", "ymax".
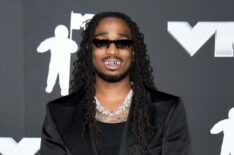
[
  {"xmin": 93, "ymin": 39, "xmax": 133, "ymax": 49},
  {"xmin": 115, "ymin": 40, "xmax": 133, "ymax": 49},
  {"xmin": 93, "ymin": 39, "xmax": 109, "ymax": 48}
]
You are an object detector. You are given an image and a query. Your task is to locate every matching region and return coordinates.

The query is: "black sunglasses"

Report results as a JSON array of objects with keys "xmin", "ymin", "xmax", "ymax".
[{"xmin": 92, "ymin": 39, "xmax": 133, "ymax": 49}]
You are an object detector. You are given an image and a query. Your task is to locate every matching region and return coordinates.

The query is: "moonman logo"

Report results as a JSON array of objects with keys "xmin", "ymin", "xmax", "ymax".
[
  {"xmin": 210, "ymin": 107, "xmax": 234, "ymax": 155},
  {"xmin": 168, "ymin": 22, "xmax": 234, "ymax": 57},
  {"xmin": 37, "ymin": 11, "xmax": 94, "ymax": 96}
]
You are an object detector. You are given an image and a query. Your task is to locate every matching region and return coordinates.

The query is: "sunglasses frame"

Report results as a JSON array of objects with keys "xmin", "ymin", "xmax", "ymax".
[{"xmin": 92, "ymin": 39, "xmax": 133, "ymax": 49}]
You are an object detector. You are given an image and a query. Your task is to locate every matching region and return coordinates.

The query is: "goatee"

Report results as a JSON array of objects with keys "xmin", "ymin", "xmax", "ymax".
[{"xmin": 94, "ymin": 66, "xmax": 132, "ymax": 83}]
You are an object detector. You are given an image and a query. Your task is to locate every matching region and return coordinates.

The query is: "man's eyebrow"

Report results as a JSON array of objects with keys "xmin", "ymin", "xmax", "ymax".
[
  {"xmin": 94, "ymin": 32, "xmax": 131, "ymax": 39},
  {"xmin": 94, "ymin": 32, "xmax": 107, "ymax": 37},
  {"xmin": 118, "ymin": 33, "xmax": 131, "ymax": 39}
]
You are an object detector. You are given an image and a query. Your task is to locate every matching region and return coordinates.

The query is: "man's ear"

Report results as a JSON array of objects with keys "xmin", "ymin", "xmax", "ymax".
[{"xmin": 132, "ymin": 51, "xmax": 135, "ymax": 62}]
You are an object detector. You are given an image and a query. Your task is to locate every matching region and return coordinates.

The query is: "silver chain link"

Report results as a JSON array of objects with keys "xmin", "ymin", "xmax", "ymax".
[{"xmin": 94, "ymin": 89, "xmax": 133, "ymax": 117}]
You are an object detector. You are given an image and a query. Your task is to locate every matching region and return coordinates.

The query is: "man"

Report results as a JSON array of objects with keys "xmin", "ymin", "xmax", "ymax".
[{"xmin": 39, "ymin": 12, "xmax": 192, "ymax": 155}]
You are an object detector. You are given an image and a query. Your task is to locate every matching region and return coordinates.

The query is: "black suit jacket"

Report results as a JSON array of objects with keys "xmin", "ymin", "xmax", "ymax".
[{"xmin": 39, "ymin": 88, "xmax": 192, "ymax": 155}]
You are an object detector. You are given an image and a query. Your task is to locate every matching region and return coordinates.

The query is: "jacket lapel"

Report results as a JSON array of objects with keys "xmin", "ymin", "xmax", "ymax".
[
  {"xmin": 51, "ymin": 91, "xmax": 98, "ymax": 155},
  {"xmin": 64, "ymin": 94, "xmax": 98, "ymax": 155}
]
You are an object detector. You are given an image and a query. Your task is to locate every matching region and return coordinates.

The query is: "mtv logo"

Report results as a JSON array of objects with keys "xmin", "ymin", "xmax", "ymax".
[
  {"xmin": 168, "ymin": 22, "xmax": 234, "ymax": 57},
  {"xmin": 69, "ymin": 11, "xmax": 95, "ymax": 39},
  {"xmin": 0, "ymin": 137, "xmax": 41, "ymax": 155}
]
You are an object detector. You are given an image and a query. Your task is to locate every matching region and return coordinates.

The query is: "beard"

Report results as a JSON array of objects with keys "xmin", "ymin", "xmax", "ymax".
[{"xmin": 94, "ymin": 64, "xmax": 132, "ymax": 83}]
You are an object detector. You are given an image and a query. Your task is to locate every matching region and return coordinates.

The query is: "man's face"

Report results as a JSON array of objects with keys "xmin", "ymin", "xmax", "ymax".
[{"xmin": 92, "ymin": 17, "xmax": 134, "ymax": 82}]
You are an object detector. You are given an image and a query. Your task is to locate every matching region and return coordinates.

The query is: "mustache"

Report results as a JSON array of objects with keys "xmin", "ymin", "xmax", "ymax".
[{"xmin": 102, "ymin": 56, "xmax": 122, "ymax": 61}]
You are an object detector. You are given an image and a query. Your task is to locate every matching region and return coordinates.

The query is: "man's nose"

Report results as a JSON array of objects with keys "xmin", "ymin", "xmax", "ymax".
[{"xmin": 105, "ymin": 43, "xmax": 119, "ymax": 55}]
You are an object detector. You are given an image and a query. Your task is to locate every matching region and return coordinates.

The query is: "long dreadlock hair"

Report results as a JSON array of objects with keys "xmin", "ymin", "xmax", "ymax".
[{"xmin": 70, "ymin": 11, "xmax": 157, "ymax": 155}]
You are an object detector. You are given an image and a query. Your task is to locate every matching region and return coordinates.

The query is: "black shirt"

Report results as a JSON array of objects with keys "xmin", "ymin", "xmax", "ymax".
[{"xmin": 97, "ymin": 120, "xmax": 126, "ymax": 155}]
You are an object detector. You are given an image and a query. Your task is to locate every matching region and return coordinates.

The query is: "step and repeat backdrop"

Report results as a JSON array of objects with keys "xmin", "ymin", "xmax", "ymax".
[{"xmin": 1, "ymin": 0, "xmax": 234, "ymax": 154}]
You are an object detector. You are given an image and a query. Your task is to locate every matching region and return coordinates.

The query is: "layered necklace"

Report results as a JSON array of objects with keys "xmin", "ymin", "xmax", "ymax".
[{"xmin": 94, "ymin": 88, "xmax": 133, "ymax": 117}]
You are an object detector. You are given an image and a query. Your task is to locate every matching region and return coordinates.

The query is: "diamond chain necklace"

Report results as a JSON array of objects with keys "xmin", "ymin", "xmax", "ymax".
[{"xmin": 94, "ymin": 88, "xmax": 133, "ymax": 117}]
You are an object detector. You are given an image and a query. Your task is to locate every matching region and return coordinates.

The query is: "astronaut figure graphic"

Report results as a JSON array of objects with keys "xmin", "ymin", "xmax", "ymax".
[
  {"xmin": 210, "ymin": 107, "xmax": 234, "ymax": 155},
  {"xmin": 37, "ymin": 25, "xmax": 78, "ymax": 96}
]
